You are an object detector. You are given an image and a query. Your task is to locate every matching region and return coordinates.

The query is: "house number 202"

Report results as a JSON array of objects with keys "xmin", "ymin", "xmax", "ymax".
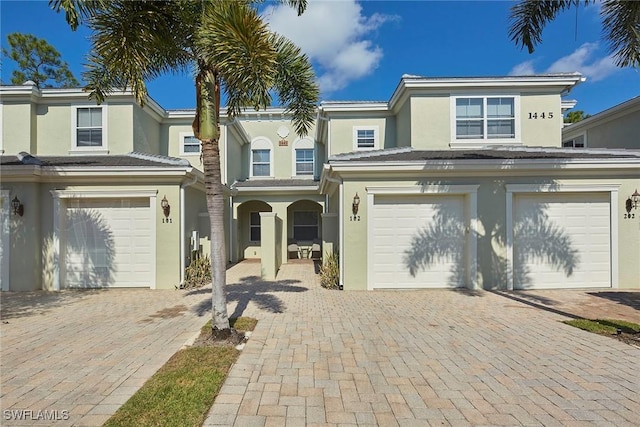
[{"xmin": 528, "ymin": 112, "xmax": 554, "ymax": 119}]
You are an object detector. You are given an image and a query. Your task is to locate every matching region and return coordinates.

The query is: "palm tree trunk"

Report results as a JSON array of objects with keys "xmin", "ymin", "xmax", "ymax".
[{"xmin": 195, "ymin": 66, "xmax": 231, "ymax": 338}]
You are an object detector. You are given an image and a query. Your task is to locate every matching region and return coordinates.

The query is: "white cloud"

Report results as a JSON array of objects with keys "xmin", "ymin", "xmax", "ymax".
[
  {"xmin": 509, "ymin": 60, "xmax": 536, "ymax": 76},
  {"xmin": 263, "ymin": 0, "xmax": 397, "ymax": 95},
  {"xmin": 509, "ymin": 43, "xmax": 618, "ymax": 82}
]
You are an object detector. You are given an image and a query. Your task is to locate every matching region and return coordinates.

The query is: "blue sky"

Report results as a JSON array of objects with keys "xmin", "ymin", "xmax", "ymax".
[{"xmin": 1, "ymin": 0, "xmax": 638, "ymax": 115}]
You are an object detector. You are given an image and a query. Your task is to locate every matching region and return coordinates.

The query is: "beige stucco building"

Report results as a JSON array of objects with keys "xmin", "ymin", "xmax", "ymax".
[{"xmin": 1, "ymin": 73, "xmax": 639, "ymax": 292}]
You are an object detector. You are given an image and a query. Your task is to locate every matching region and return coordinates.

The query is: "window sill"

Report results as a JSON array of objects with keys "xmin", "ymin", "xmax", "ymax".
[
  {"xmin": 69, "ymin": 148, "xmax": 109, "ymax": 155},
  {"xmin": 449, "ymin": 140, "xmax": 522, "ymax": 150}
]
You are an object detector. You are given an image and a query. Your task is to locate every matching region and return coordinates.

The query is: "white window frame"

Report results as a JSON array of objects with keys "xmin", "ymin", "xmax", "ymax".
[
  {"xmin": 70, "ymin": 104, "xmax": 108, "ymax": 154},
  {"xmin": 179, "ymin": 132, "xmax": 201, "ymax": 155},
  {"xmin": 292, "ymin": 137, "xmax": 315, "ymax": 178},
  {"xmin": 562, "ymin": 133, "xmax": 587, "ymax": 148},
  {"xmin": 450, "ymin": 95, "xmax": 521, "ymax": 148},
  {"xmin": 250, "ymin": 137, "xmax": 273, "ymax": 178},
  {"xmin": 352, "ymin": 126, "xmax": 379, "ymax": 151}
]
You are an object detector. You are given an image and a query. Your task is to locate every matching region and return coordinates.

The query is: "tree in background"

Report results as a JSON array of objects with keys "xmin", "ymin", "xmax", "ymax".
[
  {"xmin": 51, "ymin": 0, "xmax": 318, "ymax": 339},
  {"xmin": 509, "ymin": 0, "xmax": 640, "ymax": 68},
  {"xmin": 2, "ymin": 32, "xmax": 80, "ymax": 88},
  {"xmin": 564, "ymin": 110, "xmax": 591, "ymax": 123}
]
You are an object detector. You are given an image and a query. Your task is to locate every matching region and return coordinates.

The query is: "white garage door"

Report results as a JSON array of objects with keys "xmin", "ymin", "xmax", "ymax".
[
  {"xmin": 0, "ymin": 191, "xmax": 9, "ymax": 291},
  {"xmin": 371, "ymin": 195, "xmax": 466, "ymax": 289},
  {"xmin": 513, "ymin": 193, "xmax": 610, "ymax": 289},
  {"xmin": 64, "ymin": 198, "xmax": 153, "ymax": 288}
]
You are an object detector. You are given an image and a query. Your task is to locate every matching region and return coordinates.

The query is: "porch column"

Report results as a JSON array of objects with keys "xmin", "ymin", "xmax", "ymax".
[
  {"xmin": 260, "ymin": 212, "xmax": 282, "ymax": 280},
  {"xmin": 321, "ymin": 213, "xmax": 338, "ymax": 263}
]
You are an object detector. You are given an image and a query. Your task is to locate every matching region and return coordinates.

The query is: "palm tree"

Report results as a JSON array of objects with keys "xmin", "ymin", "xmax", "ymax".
[
  {"xmin": 509, "ymin": 0, "xmax": 640, "ymax": 68},
  {"xmin": 50, "ymin": 0, "xmax": 319, "ymax": 338}
]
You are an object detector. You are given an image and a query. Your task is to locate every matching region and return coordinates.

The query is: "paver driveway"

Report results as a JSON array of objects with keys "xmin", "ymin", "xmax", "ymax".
[
  {"xmin": 206, "ymin": 262, "xmax": 640, "ymax": 427},
  {"xmin": 1, "ymin": 261, "xmax": 639, "ymax": 426}
]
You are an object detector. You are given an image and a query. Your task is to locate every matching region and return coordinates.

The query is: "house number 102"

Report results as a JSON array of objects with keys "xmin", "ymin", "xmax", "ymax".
[{"xmin": 528, "ymin": 112, "xmax": 554, "ymax": 119}]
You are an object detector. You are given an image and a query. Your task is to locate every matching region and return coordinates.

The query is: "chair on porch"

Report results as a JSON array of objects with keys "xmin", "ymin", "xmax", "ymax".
[
  {"xmin": 310, "ymin": 239, "xmax": 322, "ymax": 260},
  {"xmin": 287, "ymin": 239, "xmax": 300, "ymax": 259}
]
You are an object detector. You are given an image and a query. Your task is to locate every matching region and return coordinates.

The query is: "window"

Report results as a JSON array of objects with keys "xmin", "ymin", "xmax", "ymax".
[
  {"xmin": 250, "ymin": 212, "xmax": 261, "ymax": 242},
  {"xmin": 562, "ymin": 134, "xmax": 585, "ymax": 148},
  {"xmin": 293, "ymin": 211, "xmax": 319, "ymax": 241},
  {"xmin": 295, "ymin": 149, "xmax": 314, "ymax": 175},
  {"xmin": 76, "ymin": 107, "xmax": 103, "ymax": 147},
  {"xmin": 455, "ymin": 97, "xmax": 516, "ymax": 140},
  {"xmin": 250, "ymin": 138, "xmax": 273, "ymax": 177},
  {"xmin": 353, "ymin": 126, "xmax": 379, "ymax": 150},
  {"xmin": 180, "ymin": 133, "xmax": 201, "ymax": 155},
  {"xmin": 252, "ymin": 149, "xmax": 270, "ymax": 176}
]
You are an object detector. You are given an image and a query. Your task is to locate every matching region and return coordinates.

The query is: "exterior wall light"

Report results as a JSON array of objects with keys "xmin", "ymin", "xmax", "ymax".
[
  {"xmin": 161, "ymin": 195, "xmax": 171, "ymax": 218},
  {"xmin": 352, "ymin": 193, "xmax": 360, "ymax": 215},
  {"xmin": 626, "ymin": 189, "xmax": 640, "ymax": 213},
  {"xmin": 11, "ymin": 196, "xmax": 24, "ymax": 217}
]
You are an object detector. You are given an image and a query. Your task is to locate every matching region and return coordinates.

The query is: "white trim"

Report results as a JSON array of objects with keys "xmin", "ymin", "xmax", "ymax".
[
  {"xmin": 0, "ymin": 190, "xmax": 10, "ymax": 291},
  {"xmin": 339, "ymin": 182, "xmax": 344, "ymax": 289},
  {"xmin": 50, "ymin": 189, "xmax": 158, "ymax": 290},
  {"xmin": 450, "ymin": 95, "xmax": 521, "ymax": 148},
  {"xmin": 366, "ymin": 185, "xmax": 479, "ymax": 290},
  {"xmin": 70, "ymin": 104, "xmax": 108, "ymax": 154},
  {"xmin": 352, "ymin": 126, "xmax": 379, "ymax": 151},
  {"xmin": 250, "ymin": 137, "xmax": 274, "ymax": 178},
  {"xmin": 179, "ymin": 131, "xmax": 202, "ymax": 156},
  {"xmin": 505, "ymin": 183, "xmax": 619, "ymax": 290},
  {"xmin": 0, "ymin": 103, "xmax": 4, "ymax": 154},
  {"xmin": 292, "ymin": 137, "xmax": 315, "ymax": 178}
]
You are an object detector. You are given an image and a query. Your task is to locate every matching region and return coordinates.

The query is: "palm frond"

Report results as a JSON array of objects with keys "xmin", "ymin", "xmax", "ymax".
[
  {"xmin": 509, "ymin": 0, "xmax": 582, "ymax": 54},
  {"xmin": 271, "ymin": 35, "xmax": 319, "ymax": 137},
  {"xmin": 49, "ymin": 0, "xmax": 107, "ymax": 30},
  {"xmin": 601, "ymin": 0, "xmax": 640, "ymax": 67},
  {"xmin": 84, "ymin": 0, "xmax": 195, "ymax": 104},
  {"xmin": 197, "ymin": 1, "xmax": 277, "ymax": 116}
]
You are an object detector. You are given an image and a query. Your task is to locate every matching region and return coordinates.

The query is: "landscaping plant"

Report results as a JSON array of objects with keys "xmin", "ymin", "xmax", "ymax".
[{"xmin": 320, "ymin": 251, "xmax": 340, "ymax": 289}]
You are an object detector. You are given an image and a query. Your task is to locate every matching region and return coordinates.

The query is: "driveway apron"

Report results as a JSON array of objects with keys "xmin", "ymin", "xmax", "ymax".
[{"xmin": 207, "ymin": 262, "xmax": 640, "ymax": 427}]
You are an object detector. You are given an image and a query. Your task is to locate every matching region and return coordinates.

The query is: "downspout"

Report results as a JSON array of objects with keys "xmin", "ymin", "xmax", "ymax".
[{"xmin": 180, "ymin": 171, "xmax": 199, "ymax": 287}]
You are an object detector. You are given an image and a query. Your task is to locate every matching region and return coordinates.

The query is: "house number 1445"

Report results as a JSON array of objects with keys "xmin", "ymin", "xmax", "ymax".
[{"xmin": 528, "ymin": 112, "xmax": 554, "ymax": 119}]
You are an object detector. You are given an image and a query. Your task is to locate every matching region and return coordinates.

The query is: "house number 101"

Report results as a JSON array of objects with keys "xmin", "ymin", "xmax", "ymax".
[{"xmin": 528, "ymin": 112, "xmax": 554, "ymax": 119}]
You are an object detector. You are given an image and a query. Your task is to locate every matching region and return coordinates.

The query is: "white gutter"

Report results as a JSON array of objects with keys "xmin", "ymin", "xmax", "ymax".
[{"xmin": 179, "ymin": 171, "xmax": 199, "ymax": 287}]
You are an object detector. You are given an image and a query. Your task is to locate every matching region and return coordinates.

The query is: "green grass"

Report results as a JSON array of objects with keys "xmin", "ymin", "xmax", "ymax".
[
  {"xmin": 104, "ymin": 317, "xmax": 256, "ymax": 427},
  {"xmin": 200, "ymin": 316, "xmax": 258, "ymax": 334},
  {"xmin": 564, "ymin": 318, "xmax": 640, "ymax": 335}
]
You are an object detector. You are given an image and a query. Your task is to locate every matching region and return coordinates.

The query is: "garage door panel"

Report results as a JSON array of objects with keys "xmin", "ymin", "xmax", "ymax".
[
  {"xmin": 514, "ymin": 193, "xmax": 610, "ymax": 289},
  {"xmin": 64, "ymin": 198, "xmax": 152, "ymax": 288},
  {"xmin": 372, "ymin": 195, "xmax": 466, "ymax": 289}
]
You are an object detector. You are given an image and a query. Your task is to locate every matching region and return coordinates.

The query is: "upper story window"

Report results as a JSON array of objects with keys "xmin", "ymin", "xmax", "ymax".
[
  {"xmin": 453, "ymin": 96, "xmax": 518, "ymax": 142},
  {"xmin": 71, "ymin": 105, "xmax": 107, "ymax": 153},
  {"xmin": 250, "ymin": 137, "xmax": 273, "ymax": 178},
  {"xmin": 76, "ymin": 107, "xmax": 103, "ymax": 147},
  {"xmin": 353, "ymin": 126, "xmax": 379, "ymax": 151},
  {"xmin": 293, "ymin": 137, "xmax": 315, "ymax": 177},
  {"xmin": 180, "ymin": 133, "xmax": 201, "ymax": 155},
  {"xmin": 562, "ymin": 134, "xmax": 585, "ymax": 148}
]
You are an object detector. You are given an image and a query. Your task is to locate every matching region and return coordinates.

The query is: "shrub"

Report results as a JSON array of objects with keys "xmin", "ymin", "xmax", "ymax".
[
  {"xmin": 181, "ymin": 254, "xmax": 211, "ymax": 289},
  {"xmin": 320, "ymin": 251, "xmax": 340, "ymax": 289}
]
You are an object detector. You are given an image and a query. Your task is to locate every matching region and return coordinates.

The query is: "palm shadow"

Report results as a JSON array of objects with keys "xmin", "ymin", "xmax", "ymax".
[
  {"xmin": 587, "ymin": 291, "xmax": 640, "ymax": 311},
  {"xmin": 62, "ymin": 209, "xmax": 117, "ymax": 288},
  {"xmin": 190, "ymin": 275, "xmax": 307, "ymax": 317},
  {"xmin": 403, "ymin": 179, "xmax": 579, "ymax": 290}
]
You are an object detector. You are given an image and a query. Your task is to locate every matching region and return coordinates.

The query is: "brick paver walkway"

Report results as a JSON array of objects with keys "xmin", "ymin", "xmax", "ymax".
[
  {"xmin": 206, "ymin": 262, "xmax": 640, "ymax": 426},
  {"xmin": 1, "ymin": 261, "xmax": 638, "ymax": 426}
]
